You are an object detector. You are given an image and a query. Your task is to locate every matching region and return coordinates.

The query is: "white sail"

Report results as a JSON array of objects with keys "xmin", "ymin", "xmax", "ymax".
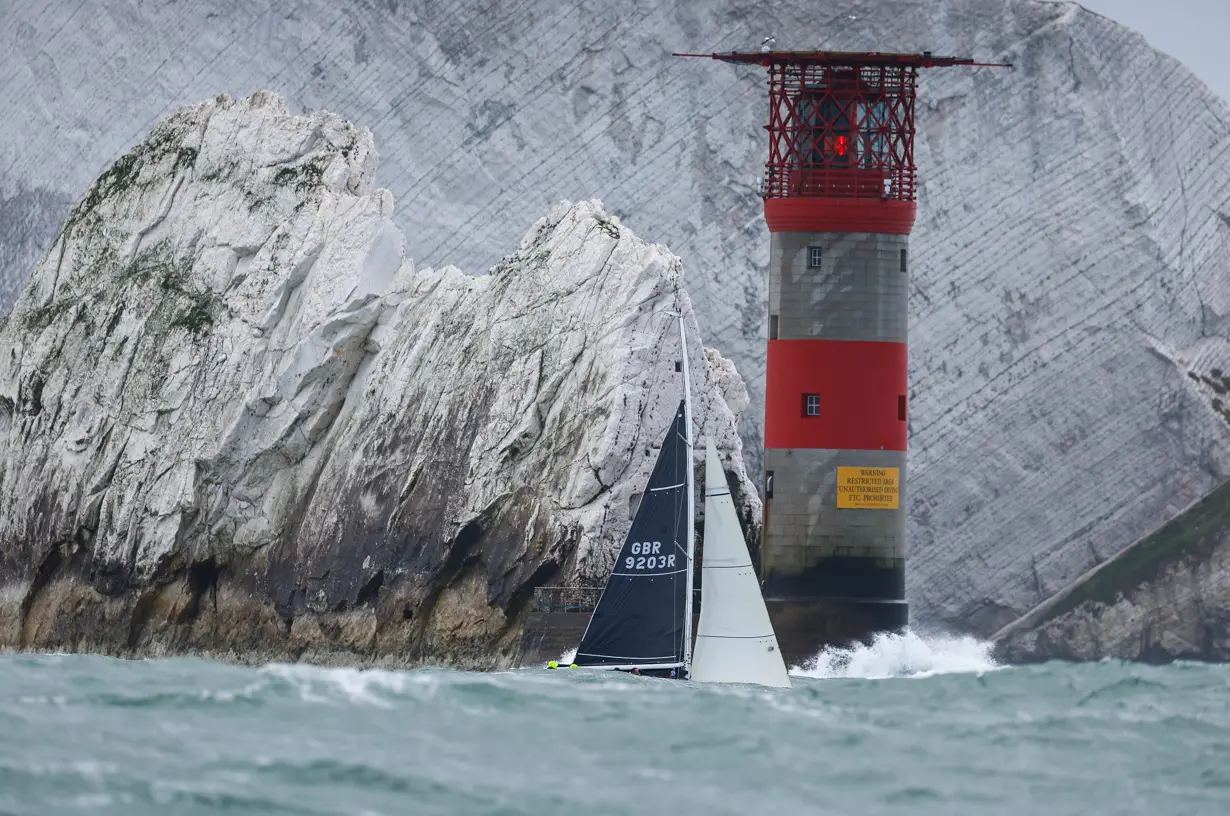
[{"xmin": 690, "ymin": 437, "xmax": 791, "ymax": 688}]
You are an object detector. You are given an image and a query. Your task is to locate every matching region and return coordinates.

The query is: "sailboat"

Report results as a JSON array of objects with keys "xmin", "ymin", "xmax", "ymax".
[
  {"xmin": 572, "ymin": 312, "xmax": 697, "ymax": 675},
  {"xmin": 571, "ymin": 399, "xmax": 693, "ymax": 674},
  {"xmin": 569, "ymin": 313, "xmax": 790, "ymax": 687},
  {"xmin": 690, "ymin": 437, "xmax": 791, "ymax": 688}
]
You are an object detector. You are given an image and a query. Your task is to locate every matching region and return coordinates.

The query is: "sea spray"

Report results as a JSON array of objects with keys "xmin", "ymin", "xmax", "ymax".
[
  {"xmin": 792, "ymin": 628, "xmax": 999, "ymax": 680},
  {"xmin": 559, "ymin": 631, "xmax": 996, "ymax": 679}
]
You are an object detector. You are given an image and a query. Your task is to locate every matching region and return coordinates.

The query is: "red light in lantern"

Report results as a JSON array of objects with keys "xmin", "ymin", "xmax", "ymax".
[{"xmin": 823, "ymin": 134, "xmax": 850, "ymax": 158}]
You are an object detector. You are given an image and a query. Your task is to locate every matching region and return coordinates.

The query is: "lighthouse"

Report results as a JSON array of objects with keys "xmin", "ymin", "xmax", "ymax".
[{"xmin": 676, "ymin": 50, "xmax": 1009, "ymax": 664}]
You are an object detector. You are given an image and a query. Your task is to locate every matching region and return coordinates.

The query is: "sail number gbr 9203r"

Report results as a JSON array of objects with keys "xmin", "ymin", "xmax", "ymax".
[{"xmin": 622, "ymin": 541, "xmax": 678, "ymax": 573}]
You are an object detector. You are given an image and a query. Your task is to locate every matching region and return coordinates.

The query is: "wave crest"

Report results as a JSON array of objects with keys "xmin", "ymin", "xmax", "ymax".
[{"xmin": 791, "ymin": 630, "xmax": 999, "ymax": 680}]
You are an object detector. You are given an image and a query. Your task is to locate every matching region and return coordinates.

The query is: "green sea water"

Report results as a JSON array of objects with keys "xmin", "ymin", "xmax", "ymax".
[{"xmin": 1, "ymin": 633, "xmax": 1227, "ymax": 815}]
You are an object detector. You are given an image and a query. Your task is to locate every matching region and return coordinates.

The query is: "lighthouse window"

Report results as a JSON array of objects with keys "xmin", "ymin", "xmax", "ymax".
[
  {"xmin": 798, "ymin": 97, "xmax": 852, "ymax": 167},
  {"xmin": 803, "ymin": 394, "xmax": 821, "ymax": 416},
  {"xmin": 807, "ymin": 246, "xmax": 823, "ymax": 269},
  {"xmin": 898, "ymin": 395, "xmax": 907, "ymax": 421},
  {"xmin": 900, "ymin": 248, "xmax": 908, "ymax": 274},
  {"xmin": 856, "ymin": 101, "xmax": 891, "ymax": 167}
]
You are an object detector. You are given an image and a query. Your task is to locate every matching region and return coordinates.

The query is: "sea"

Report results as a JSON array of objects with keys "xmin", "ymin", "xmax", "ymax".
[{"xmin": 1, "ymin": 632, "xmax": 1227, "ymax": 815}]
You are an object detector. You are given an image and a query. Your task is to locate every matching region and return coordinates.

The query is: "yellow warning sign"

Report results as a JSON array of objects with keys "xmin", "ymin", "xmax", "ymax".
[{"xmin": 837, "ymin": 467, "xmax": 900, "ymax": 510}]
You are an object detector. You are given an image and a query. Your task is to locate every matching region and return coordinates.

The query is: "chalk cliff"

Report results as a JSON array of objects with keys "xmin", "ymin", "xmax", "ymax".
[
  {"xmin": 0, "ymin": 93, "xmax": 757, "ymax": 667},
  {"xmin": 995, "ymin": 481, "xmax": 1230, "ymax": 663},
  {"xmin": 3, "ymin": 0, "xmax": 1230, "ymax": 648}
]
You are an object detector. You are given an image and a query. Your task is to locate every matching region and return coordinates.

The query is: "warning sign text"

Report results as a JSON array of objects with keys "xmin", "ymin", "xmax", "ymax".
[{"xmin": 836, "ymin": 467, "xmax": 900, "ymax": 510}]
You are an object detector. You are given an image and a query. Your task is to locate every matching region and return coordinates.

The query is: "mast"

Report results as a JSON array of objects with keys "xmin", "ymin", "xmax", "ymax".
[{"xmin": 677, "ymin": 309, "xmax": 696, "ymax": 679}]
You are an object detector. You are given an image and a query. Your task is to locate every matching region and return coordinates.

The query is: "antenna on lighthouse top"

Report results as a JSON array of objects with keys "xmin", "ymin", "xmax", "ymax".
[{"xmin": 672, "ymin": 49, "xmax": 1013, "ymax": 69}]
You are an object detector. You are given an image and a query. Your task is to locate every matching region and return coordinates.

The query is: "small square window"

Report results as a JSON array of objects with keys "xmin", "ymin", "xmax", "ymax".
[
  {"xmin": 803, "ymin": 394, "xmax": 820, "ymax": 417},
  {"xmin": 807, "ymin": 246, "xmax": 823, "ymax": 269},
  {"xmin": 899, "ymin": 248, "xmax": 908, "ymax": 274}
]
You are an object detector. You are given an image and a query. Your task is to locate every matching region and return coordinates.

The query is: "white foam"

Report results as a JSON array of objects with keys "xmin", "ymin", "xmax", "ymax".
[
  {"xmin": 259, "ymin": 663, "xmax": 436, "ymax": 707},
  {"xmin": 791, "ymin": 629, "xmax": 999, "ymax": 680},
  {"xmin": 555, "ymin": 648, "xmax": 577, "ymax": 665},
  {"xmin": 0, "ymin": 759, "xmax": 120, "ymax": 779},
  {"xmin": 198, "ymin": 679, "xmax": 269, "ymax": 703}
]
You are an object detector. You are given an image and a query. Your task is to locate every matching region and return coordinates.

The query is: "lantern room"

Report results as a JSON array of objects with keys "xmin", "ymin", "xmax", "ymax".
[
  {"xmin": 674, "ymin": 51, "xmax": 1004, "ymax": 234},
  {"xmin": 766, "ymin": 60, "xmax": 917, "ymax": 203}
]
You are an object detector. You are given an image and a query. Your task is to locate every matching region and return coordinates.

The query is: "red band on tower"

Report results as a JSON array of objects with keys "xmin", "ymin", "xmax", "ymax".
[
  {"xmin": 764, "ymin": 198, "xmax": 917, "ymax": 234},
  {"xmin": 765, "ymin": 339, "xmax": 907, "ymax": 451}
]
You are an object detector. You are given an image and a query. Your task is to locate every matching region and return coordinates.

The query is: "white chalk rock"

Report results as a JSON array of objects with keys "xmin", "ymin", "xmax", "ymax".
[{"xmin": 0, "ymin": 94, "xmax": 756, "ymax": 663}]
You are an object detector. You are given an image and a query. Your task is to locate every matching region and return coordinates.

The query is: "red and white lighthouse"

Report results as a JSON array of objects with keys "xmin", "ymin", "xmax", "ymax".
[{"xmin": 678, "ymin": 50, "xmax": 1009, "ymax": 664}]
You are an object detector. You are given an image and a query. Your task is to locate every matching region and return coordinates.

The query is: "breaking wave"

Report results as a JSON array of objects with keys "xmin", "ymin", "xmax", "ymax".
[{"xmin": 792, "ymin": 629, "xmax": 999, "ymax": 680}]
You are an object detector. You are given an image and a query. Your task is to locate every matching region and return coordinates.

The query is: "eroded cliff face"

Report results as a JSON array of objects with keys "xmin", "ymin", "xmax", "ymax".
[
  {"xmin": 0, "ymin": 92, "xmax": 757, "ymax": 668},
  {"xmin": 4, "ymin": 1, "xmax": 1230, "ymax": 642}
]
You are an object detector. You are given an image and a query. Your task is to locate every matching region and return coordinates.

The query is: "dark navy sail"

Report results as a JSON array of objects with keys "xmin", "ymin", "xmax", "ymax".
[{"xmin": 574, "ymin": 403, "xmax": 691, "ymax": 669}]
